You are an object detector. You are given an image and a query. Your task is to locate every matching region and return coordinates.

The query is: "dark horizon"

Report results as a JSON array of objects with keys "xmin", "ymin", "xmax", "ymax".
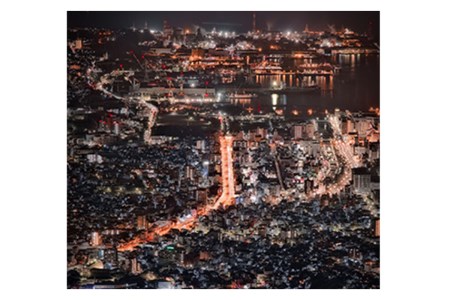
[{"xmin": 68, "ymin": 11, "xmax": 379, "ymax": 39}]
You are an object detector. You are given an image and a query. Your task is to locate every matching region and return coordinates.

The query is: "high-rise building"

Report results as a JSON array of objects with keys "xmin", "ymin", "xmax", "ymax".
[
  {"xmin": 355, "ymin": 118, "xmax": 372, "ymax": 138},
  {"xmin": 352, "ymin": 167, "xmax": 371, "ymax": 194},
  {"xmin": 292, "ymin": 125, "xmax": 303, "ymax": 140},
  {"xmin": 196, "ymin": 140, "xmax": 206, "ymax": 152},
  {"xmin": 91, "ymin": 231, "xmax": 101, "ymax": 247},
  {"xmin": 113, "ymin": 121, "xmax": 119, "ymax": 135},
  {"xmin": 136, "ymin": 215, "xmax": 147, "ymax": 231},
  {"xmin": 185, "ymin": 165, "xmax": 195, "ymax": 181},
  {"xmin": 305, "ymin": 123, "xmax": 315, "ymax": 139},
  {"xmin": 375, "ymin": 218, "xmax": 380, "ymax": 237},
  {"xmin": 130, "ymin": 257, "xmax": 141, "ymax": 275}
]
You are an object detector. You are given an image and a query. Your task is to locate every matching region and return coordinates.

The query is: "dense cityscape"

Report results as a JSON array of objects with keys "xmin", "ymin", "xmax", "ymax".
[{"xmin": 67, "ymin": 11, "xmax": 380, "ymax": 289}]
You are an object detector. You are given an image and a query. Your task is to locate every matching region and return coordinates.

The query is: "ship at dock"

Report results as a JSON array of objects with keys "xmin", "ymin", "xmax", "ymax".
[
  {"xmin": 265, "ymin": 80, "xmax": 320, "ymax": 94},
  {"xmin": 227, "ymin": 92, "xmax": 258, "ymax": 99}
]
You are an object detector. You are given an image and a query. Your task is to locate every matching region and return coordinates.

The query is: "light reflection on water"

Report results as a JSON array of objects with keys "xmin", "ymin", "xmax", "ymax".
[
  {"xmin": 234, "ymin": 54, "xmax": 379, "ymax": 115},
  {"xmin": 155, "ymin": 54, "xmax": 379, "ymax": 136},
  {"xmin": 256, "ymin": 74, "xmax": 333, "ymax": 91}
]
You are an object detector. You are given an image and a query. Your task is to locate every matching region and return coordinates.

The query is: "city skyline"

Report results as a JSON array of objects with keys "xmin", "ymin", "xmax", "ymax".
[
  {"xmin": 5, "ymin": 2, "xmax": 450, "ymax": 299},
  {"xmin": 68, "ymin": 11, "xmax": 380, "ymax": 41},
  {"xmin": 67, "ymin": 11, "xmax": 380, "ymax": 289}
]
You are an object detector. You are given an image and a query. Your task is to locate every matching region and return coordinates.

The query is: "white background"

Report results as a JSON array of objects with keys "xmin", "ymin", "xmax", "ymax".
[{"xmin": 1, "ymin": 0, "xmax": 449, "ymax": 299}]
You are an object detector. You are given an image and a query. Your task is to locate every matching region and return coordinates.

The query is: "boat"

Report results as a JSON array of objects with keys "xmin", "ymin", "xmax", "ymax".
[
  {"xmin": 268, "ymin": 81, "xmax": 320, "ymax": 94},
  {"xmin": 228, "ymin": 92, "xmax": 258, "ymax": 99},
  {"xmin": 268, "ymin": 86, "xmax": 320, "ymax": 94}
]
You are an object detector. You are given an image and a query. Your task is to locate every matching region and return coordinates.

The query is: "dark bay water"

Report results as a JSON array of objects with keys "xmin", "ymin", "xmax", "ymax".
[
  {"xmin": 154, "ymin": 53, "xmax": 379, "ymax": 136},
  {"xmin": 228, "ymin": 54, "xmax": 380, "ymax": 116}
]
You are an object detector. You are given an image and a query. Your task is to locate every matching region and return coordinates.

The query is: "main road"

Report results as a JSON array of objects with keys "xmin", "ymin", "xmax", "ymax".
[
  {"xmin": 214, "ymin": 135, "xmax": 236, "ymax": 208},
  {"xmin": 116, "ymin": 113, "xmax": 363, "ymax": 252},
  {"xmin": 118, "ymin": 131, "xmax": 235, "ymax": 251},
  {"xmin": 324, "ymin": 114, "xmax": 361, "ymax": 195}
]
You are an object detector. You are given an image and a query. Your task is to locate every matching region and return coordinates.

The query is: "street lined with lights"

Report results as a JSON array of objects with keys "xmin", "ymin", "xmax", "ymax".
[
  {"xmin": 118, "ymin": 113, "xmax": 368, "ymax": 251},
  {"xmin": 68, "ymin": 12, "xmax": 380, "ymax": 288}
]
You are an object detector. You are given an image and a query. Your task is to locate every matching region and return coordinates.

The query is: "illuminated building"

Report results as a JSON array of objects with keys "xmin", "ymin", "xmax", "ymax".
[
  {"xmin": 75, "ymin": 39, "xmax": 83, "ymax": 50},
  {"xmin": 113, "ymin": 121, "xmax": 119, "ymax": 135},
  {"xmin": 354, "ymin": 118, "xmax": 373, "ymax": 138},
  {"xmin": 352, "ymin": 167, "xmax": 371, "ymax": 194},
  {"xmin": 292, "ymin": 125, "xmax": 303, "ymax": 140},
  {"xmin": 91, "ymin": 231, "xmax": 101, "ymax": 247},
  {"xmin": 130, "ymin": 257, "xmax": 141, "ymax": 275},
  {"xmin": 196, "ymin": 140, "xmax": 206, "ymax": 152},
  {"xmin": 87, "ymin": 154, "xmax": 103, "ymax": 164},
  {"xmin": 341, "ymin": 118, "xmax": 355, "ymax": 134},
  {"xmin": 136, "ymin": 215, "xmax": 147, "ymax": 231},
  {"xmin": 199, "ymin": 251, "xmax": 211, "ymax": 261},
  {"xmin": 305, "ymin": 123, "xmax": 315, "ymax": 139},
  {"xmin": 375, "ymin": 218, "xmax": 380, "ymax": 237},
  {"xmin": 66, "ymin": 11, "xmax": 380, "ymax": 289},
  {"xmin": 185, "ymin": 165, "xmax": 195, "ymax": 181},
  {"xmin": 191, "ymin": 48, "xmax": 205, "ymax": 60}
]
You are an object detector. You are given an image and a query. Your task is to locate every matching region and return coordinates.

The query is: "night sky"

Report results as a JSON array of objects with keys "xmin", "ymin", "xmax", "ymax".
[{"xmin": 68, "ymin": 11, "xmax": 379, "ymax": 37}]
